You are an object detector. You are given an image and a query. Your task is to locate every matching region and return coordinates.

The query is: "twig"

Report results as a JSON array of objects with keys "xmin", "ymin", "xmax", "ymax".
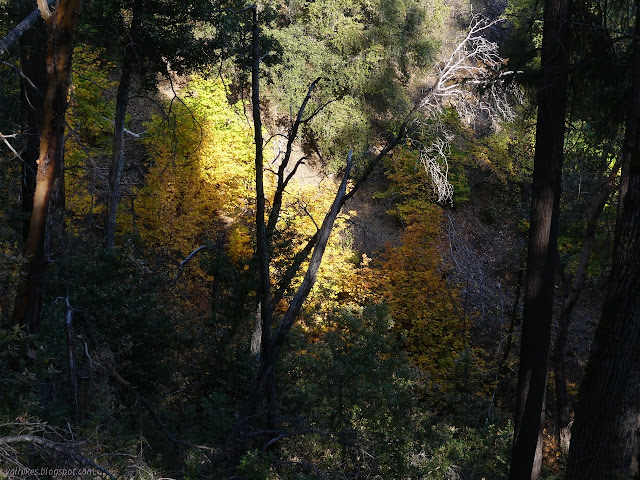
[{"xmin": 103, "ymin": 361, "xmax": 218, "ymax": 454}]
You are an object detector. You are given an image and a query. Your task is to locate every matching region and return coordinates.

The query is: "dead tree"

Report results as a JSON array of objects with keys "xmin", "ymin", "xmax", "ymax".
[{"xmin": 236, "ymin": 11, "xmax": 516, "ymax": 439}]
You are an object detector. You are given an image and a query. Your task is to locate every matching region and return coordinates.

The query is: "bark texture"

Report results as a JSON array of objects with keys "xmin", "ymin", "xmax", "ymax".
[
  {"xmin": 18, "ymin": 11, "xmax": 47, "ymax": 240},
  {"xmin": 566, "ymin": 4, "xmax": 640, "ymax": 477},
  {"xmin": 510, "ymin": 0, "xmax": 571, "ymax": 477},
  {"xmin": 13, "ymin": 0, "xmax": 83, "ymax": 333}
]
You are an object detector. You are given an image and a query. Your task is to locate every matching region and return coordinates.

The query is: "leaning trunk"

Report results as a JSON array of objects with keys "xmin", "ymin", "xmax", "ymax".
[
  {"xmin": 13, "ymin": 0, "xmax": 83, "ymax": 334},
  {"xmin": 510, "ymin": 0, "xmax": 571, "ymax": 477}
]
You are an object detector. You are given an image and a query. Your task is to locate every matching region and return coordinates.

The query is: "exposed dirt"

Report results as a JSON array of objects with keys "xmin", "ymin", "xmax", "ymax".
[{"xmin": 343, "ymin": 172, "xmax": 402, "ymax": 256}]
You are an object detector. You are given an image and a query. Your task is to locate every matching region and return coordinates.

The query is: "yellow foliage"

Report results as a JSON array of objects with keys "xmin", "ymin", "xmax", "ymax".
[
  {"xmin": 64, "ymin": 44, "xmax": 116, "ymax": 228},
  {"xmin": 136, "ymin": 77, "xmax": 254, "ymax": 262},
  {"xmin": 381, "ymin": 205, "xmax": 465, "ymax": 376}
]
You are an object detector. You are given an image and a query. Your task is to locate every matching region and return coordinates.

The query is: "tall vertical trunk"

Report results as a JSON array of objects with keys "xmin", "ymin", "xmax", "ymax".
[
  {"xmin": 105, "ymin": 66, "xmax": 132, "ymax": 249},
  {"xmin": 248, "ymin": 5, "xmax": 279, "ymax": 427},
  {"xmin": 18, "ymin": 11, "xmax": 47, "ymax": 241},
  {"xmin": 566, "ymin": 4, "xmax": 640, "ymax": 477},
  {"xmin": 613, "ymin": 7, "xmax": 640, "ymax": 258},
  {"xmin": 13, "ymin": 0, "xmax": 83, "ymax": 334},
  {"xmin": 105, "ymin": 6, "xmax": 140, "ymax": 249},
  {"xmin": 552, "ymin": 158, "xmax": 621, "ymax": 452},
  {"xmin": 510, "ymin": 0, "xmax": 571, "ymax": 477}
]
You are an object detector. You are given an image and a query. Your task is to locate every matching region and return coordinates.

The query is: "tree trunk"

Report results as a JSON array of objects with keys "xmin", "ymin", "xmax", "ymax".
[
  {"xmin": 510, "ymin": 0, "xmax": 571, "ymax": 477},
  {"xmin": 249, "ymin": 6, "xmax": 276, "ymax": 421},
  {"xmin": 13, "ymin": 0, "xmax": 83, "ymax": 334},
  {"xmin": 613, "ymin": 6, "xmax": 640, "ymax": 258},
  {"xmin": 18, "ymin": 8, "xmax": 47, "ymax": 241},
  {"xmin": 566, "ymin": 167, "xmax": 640, "ymax": 479},
  {"xmin": 105, "ymin": 67, "xmax": 131, "ymax": 249},
  {"xmin": 239, "ymin": 152, "xmax": 354, "ymax": 426},
  {"xmin": 105, "ymin": 7, "xmax": 140, "ymax": 249},
  {"xmin": 566, "ymin": 4, "xmax": 640, "ymax": 477},
  {"xmin": 552, "ymin": 158, "xmax": 621, "ymax": 451}
]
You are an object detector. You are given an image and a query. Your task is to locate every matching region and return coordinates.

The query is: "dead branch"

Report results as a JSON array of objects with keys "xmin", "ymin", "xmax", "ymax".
[
  {"xmin": 271, "ymin": 151, "xmax": 354, "ymax": 356},
  {"xmin": 0, "ymin": 0, "xmax": 55, "ymax": 57},
  {"xmin": 172, "ymin": 245, "xmax": 212, "ymax": 285},
  {"xmin": 266, "ymin": 78, "xmax": 321, "ymax": 238},
  {"xmin": 103, "ymin": 361, "xmax": 218, "ymax": 454},
  {"xmin": 0, "ymin": 434, "xmax": 116, "ymax": 479}
]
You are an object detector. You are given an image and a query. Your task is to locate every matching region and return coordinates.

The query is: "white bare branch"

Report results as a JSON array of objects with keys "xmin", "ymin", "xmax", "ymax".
[{"xmin": 412, "ymin": 15, "xmax": 523, "ymax": 205}]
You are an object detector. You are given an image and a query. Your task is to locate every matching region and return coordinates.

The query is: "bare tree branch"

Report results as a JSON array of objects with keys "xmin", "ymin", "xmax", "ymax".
[
  {"xmin": 172, "ymin": 245, "xmax": 212, "ymax": 285},
  {"xmin": 270, "ymin": 151, "xmax": 354, "ymax": 356},
  {"xmin": 0, "ymin": 434, "xmax": 117, "ymax": 480},
  {"xmin": 0, "ymin": 0, "xmax": 55, "ymax": 57},
  {"xmin": 266, "ymin": 78, "xmax": 322, "ymax": 238},
  {"xmin": 103, "ymin": 361, "xmax": 218, "ymax": 454}
]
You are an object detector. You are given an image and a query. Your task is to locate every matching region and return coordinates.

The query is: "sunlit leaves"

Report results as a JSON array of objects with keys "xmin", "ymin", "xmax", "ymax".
[
  {"xmin": 65, "ymin": 45, "xmax": 116, "ymax": 226},
  {"xmin": 382, "ymin": 205, "xmax": 465, "ymax": 377},
  {"xmin": 137, "ymin": 77, "xmax": 254, "ymax": 261}
]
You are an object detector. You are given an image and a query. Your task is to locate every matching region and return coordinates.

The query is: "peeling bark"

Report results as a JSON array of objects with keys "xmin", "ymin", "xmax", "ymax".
[
  {"xmin": 13, "ymin": 0, "xmax": 83, "ymax": 334},
  {"xmin": 18, "ymin": 11, "xmax": 47, "ymax": 241}
]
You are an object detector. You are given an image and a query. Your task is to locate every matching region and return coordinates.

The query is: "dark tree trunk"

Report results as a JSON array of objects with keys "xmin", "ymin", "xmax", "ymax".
[
  {"xmin": 566, "ymin": 4, "xmax": 640, "ymax": 477},
  {"xmin": 613, "ymin": 6, "xmax": 640, "ymax": 258},
  {"xmin": 105, "ymin": 6, "xmax": 140, "ymax": 249},
  {"xmin": 248, "ymin": 6, "xmax": 276, "ymax": 424},
  {"xmin": 13, "ymin": 0, "xmax": 83, "ymax": 334},
  {"xmin": 510, "ymin": 0, "xmax": 571, "ymax": 477},
  {"xmin": 105, "ymin": 67, "xmax": 132, "ymax": 249},
  {"xmin": 18, "ymin": 10, "xmax": 47, "ymax": 241}
]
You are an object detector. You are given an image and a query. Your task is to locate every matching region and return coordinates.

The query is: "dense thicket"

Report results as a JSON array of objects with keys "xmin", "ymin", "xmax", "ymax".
[{"xmin": 0, "ymin": 0, "xmax": 638, "ymax": 478}]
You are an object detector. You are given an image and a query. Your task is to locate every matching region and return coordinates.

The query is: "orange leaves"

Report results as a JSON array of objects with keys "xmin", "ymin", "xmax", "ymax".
[{"xmin": 381, "ymin": 205, "xmax": 465, "ymax": 376}]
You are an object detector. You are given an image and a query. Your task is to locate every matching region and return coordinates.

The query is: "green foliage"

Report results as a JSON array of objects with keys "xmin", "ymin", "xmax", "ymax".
[
  {"xmin": 279, "ymin": 304, "xmax": 425, "ymax": 478},
  {"xmin": 237, "ymin": 450, "xmax": 274, "ymax": 480},
  {"xmin": 78, "ymin": 0, "xmax": 223, "ymax": 91},
  {"xmin": 262, "ymin": 0, "xmax": 444, "ymax": 169},
  {"xmin": 0, "ymin": 2, "xmax": 546, "ymax": 478},
  {"xmin": 412, "ymin": 422, "xmax": 512, "ymax": 480},
  {"xmin": 44, "ymin": 246, "xmax": 173, "ymax": 388}
]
